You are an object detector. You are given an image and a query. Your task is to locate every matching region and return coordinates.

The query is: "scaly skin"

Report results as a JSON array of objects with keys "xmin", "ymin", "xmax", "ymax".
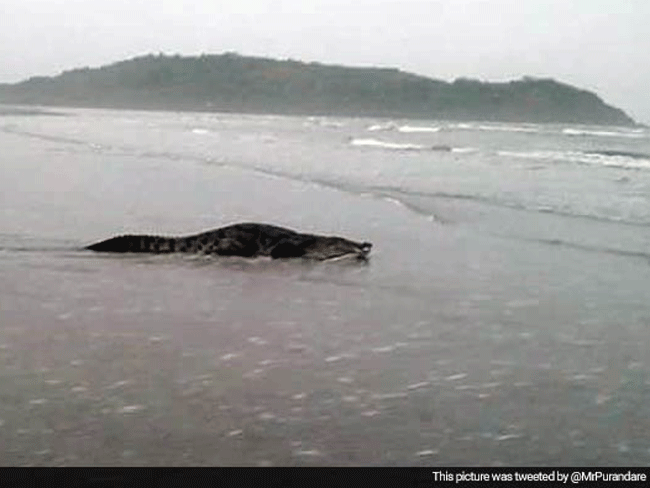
[{"xmin": 86, "ymin": 222, "xmax": 372, "ymax": 261}]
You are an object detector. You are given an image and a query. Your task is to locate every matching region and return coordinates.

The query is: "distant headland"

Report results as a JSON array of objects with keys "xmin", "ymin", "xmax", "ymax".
[{"xmin": 0, "ymin": 53, "xmax": 637, "ymax": 126}]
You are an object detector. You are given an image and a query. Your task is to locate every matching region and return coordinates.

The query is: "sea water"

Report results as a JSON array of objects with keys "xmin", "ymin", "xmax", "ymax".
[{"xmin": 1, "ymin": 107, "xmax": 650, "ymax": 465}]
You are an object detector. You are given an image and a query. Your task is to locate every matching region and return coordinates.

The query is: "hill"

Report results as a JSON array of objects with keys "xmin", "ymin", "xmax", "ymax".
[{"xmin": 0, "ymin": 53, "xmax": 637, "ymax": 126}]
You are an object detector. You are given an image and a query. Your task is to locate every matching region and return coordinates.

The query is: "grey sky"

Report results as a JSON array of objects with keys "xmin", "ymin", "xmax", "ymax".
[{"xmin": 1, "ymin": 0, "xmax": 648, "ymax": 123}]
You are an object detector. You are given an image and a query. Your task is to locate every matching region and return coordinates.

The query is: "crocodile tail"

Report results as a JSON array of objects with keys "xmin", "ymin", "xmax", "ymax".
[{"xmin": 86, "ymin": 235, "xmax": 178, "ymax": 253}]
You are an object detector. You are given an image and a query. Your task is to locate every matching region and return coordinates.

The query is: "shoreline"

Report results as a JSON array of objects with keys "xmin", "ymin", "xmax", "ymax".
[{"xmin": 1, "ymin": 101, "xmax": 643, "ymax": 128}]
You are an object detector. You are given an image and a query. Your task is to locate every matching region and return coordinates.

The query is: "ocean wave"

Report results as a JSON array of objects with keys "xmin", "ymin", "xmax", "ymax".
[
  {"xmin": 350, "ymin": 138, "xmax": 425, "ymax": 150},
  {"xmin": 498, "ymin": 150, "xmax": 650, "ymax": 170},
  {"xmin": 370, "ymin": 185, "xmax": 650, "ymax": 227},
  {"xmin": 449, "ymin": 123, "xmax": 474, "ymax": 130},
  {"xmin": 320, "ymin": 121, "xmax": 346, "ymax": 128},
  {"xmin": 306, "ymin": 117, "xmax": 346, "ymax": 128},
  {"xmin": 367, "ymin": 122, "xmax": 399, "ymax": 132},
  {"xmin": 476, "ymin": 124, "xmax": 539, "ymax": 133},
  {"xmin": 448, "ymin": 123, "xmax": 540, "ymax": 133},
  {"xmin": 562, "ymin": 128, "xmax": 645, "ymax": 139},
  {"xmin": 397, "ymin": 125, "xmax": 440, "ymax": 133},
  {"xmin": 350, "ymin": 138, "xmax": 473, "ymax": 153},
  {"xmin": 199, "ymin": 150, "xmax": 650, "ymax": 228},
  {"xmin": 586, "ymin": 149, "xmax": 650, "ymax": 160}
]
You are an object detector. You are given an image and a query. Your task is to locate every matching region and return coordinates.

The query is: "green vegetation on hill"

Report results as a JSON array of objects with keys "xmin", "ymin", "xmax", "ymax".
[{"xmin": 0, "ymin": 53, "xmax": 636, "ymax": 125}]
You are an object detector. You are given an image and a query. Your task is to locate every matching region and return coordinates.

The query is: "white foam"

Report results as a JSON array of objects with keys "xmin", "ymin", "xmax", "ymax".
[
  {"xmin": 107, "ymin": 380, "xmax": 132, "ymax": 389},
  {"xmin": 477, "ymin": 124, "xmax": 539, "ymax": 133},
  {"xmin": 367, "ymin": 122, "xmax": 398, "ymax": 132},
  {"xmin": 445, "ymin": 373, "xmax": 468, "ymax": 381},
  {"xmin": 381, "ymin": 196, "xmax": 406, "ymax": 208},
  {"xmin": 416, "ymin": 449, "xmax": 439, "ymax": 457},
  {"xmin": 498, "ymin": 149, "xmax": 650, "ymax": 170},
  {"xmin": 191, "ymin": 128, "xmax": 209, "ymax": 135},
  {"xmin": 319, "ymin": 120, "xmax": 345, "ymax": 128},
  {"xmin": 293, "ymin": 449, "xmax": 323, "ymax": 457},
  {"xmin": 247, "ymin": 336, "xmax": 267, "ymax": 345},
  {"xmin": 450, "ymin": 123, "xmax": 474, "ymax": 130},
  {"xmin": 562, "ymin": 128, "xmax": 644, "ymax": 139},
  {"xmin": 258, "ymin": 359, "xmax": 279, "ymax": 366},
  {"xmin": 220, "ymin": 352, "xmax": 241, "ymax": 361},
  {"xmin": 306, "ymin": 117, "xmax": 345, "ymax": 128},
  {"xmin": 450, "ymin": 122, "xmax": 539, "ymax": 133},
  {"xmin": 495, "ymin": 434, "xmax": 523, "ymax": 441},
  {"xmin": 117, "ymin": 405, "xmax": 146, "ymax": 414},
  {"xmin": 397, "ymin": 125, "xmax": 440, "ymax": 133},
  {"xmin": 361, "ymin": 410, "xmax": 381, "ymax": 417},
  {"xmin": 350, "ymin": 138, "xmax": 424, "ymax": 150}
]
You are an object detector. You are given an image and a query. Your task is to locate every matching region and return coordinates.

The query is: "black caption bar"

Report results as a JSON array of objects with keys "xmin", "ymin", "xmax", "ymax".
[{"xmin": 0, "ymin": 467, "xmax": 648, "ymax": 487}]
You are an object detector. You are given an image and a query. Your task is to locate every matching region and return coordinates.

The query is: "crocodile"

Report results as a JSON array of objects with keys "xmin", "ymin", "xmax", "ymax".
[{"xmin": 86, "ymin": 222, "xmax": 372, "ymax": 261}]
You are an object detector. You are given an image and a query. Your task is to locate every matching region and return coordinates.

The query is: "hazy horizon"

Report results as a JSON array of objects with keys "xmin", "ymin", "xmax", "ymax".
[{"xmin": 1, "ymin": 0, "xmax": 648, "ymax": 123}]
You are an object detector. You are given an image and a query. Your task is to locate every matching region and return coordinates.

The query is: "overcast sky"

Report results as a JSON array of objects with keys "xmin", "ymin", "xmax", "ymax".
[{"xmin": 1, "ymin": 0, "xmax": 648, "ymax": 123}]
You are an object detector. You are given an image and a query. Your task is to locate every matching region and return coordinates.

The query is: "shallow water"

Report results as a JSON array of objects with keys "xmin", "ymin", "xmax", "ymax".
[{"xmin": 1, "ymin": 107, "xmax": 650, "ymax": 465}]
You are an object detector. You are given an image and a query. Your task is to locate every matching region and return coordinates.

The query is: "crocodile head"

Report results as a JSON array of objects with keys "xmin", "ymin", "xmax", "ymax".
[{"xmin": 301, "ymin": 236, "xmax": 372, "ymax": 261}]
